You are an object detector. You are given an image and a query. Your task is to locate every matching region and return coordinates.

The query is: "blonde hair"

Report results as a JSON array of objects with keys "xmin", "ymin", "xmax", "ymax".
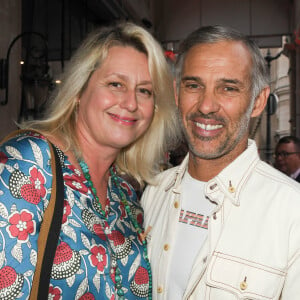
[{"xmin": 21, "ymin": 22, "xmax": 181, "ymax": 185}]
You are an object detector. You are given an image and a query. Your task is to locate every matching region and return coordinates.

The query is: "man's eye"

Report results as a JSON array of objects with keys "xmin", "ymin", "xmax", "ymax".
[
  {"xmin": 186, "ymin": 83, "xmax": 199, "ymax": 89},
  {"xmin": 182, "ymin": 82, "xmax": 202, "ymax": 93},
  {"xmin": 223, "ymin": 86, "xmax": 239, "ymax": 92}
]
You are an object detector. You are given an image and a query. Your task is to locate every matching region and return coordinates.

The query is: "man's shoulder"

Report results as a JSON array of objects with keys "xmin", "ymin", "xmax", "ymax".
[
  {"xmin": 253, "ymin": 159, "xmax": 300, "ymax": 201},
  {"xmin": 148, "ymin": 165, "xmax": 180, "ymax": 190},
  {"xmin": 256, "ymin": 160, "xmax": 300, "ymax": 185},
  {"xmin": 141, "ymin": 166, "xmax": 180, "ymax": 207}
]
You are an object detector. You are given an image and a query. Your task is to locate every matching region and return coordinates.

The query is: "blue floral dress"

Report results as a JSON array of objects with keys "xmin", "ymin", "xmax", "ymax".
[{"xmin": 0, "ymin": 131, "xmax": 150, "ymax": 299}]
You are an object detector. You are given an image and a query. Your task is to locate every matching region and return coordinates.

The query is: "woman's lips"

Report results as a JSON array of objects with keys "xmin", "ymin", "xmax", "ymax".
[{"xmin": 109, "ymin": 113, "xmax": 137, "ymax": 125}]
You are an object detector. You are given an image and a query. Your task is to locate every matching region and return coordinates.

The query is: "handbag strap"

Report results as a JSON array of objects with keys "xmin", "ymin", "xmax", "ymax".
[
  {"xmin": 1, "ymin": 130, "xmax": 64, "ymax": 299},
  {"xmin": 33, "ymin": 143, "xmax": 64, "ymax": 299}
]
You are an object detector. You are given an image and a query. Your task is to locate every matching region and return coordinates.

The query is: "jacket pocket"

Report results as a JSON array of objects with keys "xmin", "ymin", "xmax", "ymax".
[{"xmin": 205, "ymin": 251, "xmax": 286, "ymax": 300}]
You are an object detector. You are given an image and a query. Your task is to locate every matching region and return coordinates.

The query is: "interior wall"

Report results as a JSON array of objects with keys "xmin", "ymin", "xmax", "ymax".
[
  {"xmin": 0, "ymin": 0, "xmax": 22, "ymax": 140},
  {"xmin": 156, "ymin": 0, "xmax": 292, "ymax": 49}
]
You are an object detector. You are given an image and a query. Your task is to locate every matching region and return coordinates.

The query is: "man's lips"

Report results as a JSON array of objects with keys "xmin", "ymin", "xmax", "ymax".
[
  {"xmin": 109, "ymin": 113, "xmax": 137, "ymax": 125},
  {"xmin": 192, "ymin": 116, "xmax": 224, "ymax": 130},
  {"xmin": 195, "ymin": 122, "xmax": 223, "ymax": 131},
  {"xmin": 189, "ymin": 116, "xmax": 225, "ymax": 136}
]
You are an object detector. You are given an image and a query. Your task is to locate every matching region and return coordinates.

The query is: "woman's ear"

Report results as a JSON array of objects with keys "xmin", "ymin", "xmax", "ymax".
[{"xmin": 251, "ymin": 86, "xmax": 270, "ymax": 118}]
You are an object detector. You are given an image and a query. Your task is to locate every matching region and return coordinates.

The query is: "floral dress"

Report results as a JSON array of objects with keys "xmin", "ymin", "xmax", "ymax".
[{"xmin": 0, "ymin": 131, "xmax": 151, "ymax": 299}]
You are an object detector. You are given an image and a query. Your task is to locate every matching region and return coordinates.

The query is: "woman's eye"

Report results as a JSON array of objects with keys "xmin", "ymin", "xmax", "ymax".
[
  {"xmin": 110, "ymin": 82, "xmax": 120, "ymax": 87},
  {"xmin": 109, "ymin": 82, "xmax": 123, "ymax": 88},
  {"xmin": 138, "ymin": 88, "xmax": 153, "ymax": 97}
]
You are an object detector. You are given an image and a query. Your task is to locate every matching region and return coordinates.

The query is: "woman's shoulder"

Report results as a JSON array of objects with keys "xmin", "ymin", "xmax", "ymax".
[
  {"xmin": 1, "ymin": 130, "xmax": 52, "ymax": 163},
  {"xmin": 0, "ymin": 130, "xmax": 55, "ymax": 195}
]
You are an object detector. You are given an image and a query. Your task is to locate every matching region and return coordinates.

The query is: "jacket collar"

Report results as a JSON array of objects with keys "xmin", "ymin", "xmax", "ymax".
[{"xmin": 167, "ymin": 139, "xmax": 260, "ymax": 206}]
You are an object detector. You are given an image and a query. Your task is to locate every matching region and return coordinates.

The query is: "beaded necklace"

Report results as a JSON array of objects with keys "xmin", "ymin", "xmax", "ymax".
[{"xmin": 79, "ymin": 161, "xmax": 152, "ymax": 299}]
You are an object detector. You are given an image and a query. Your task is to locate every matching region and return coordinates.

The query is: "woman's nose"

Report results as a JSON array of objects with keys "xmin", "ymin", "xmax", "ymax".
[{"xmin": 120, "ymin": 90, "xmax": 138, "ymax": 112}]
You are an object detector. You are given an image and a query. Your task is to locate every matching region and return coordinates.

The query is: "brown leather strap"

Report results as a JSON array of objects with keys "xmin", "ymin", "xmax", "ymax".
[{"xmin": 29, "ymin": 141, "xmax": 58, "ymax": 300}]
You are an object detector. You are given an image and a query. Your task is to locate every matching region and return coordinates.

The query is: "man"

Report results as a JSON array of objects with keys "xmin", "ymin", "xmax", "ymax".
[
  {"xmin": 274, "ymin": 135, "xmax": 300, "ymax": 182},
  {"xmin": 141, "ymin": 25, "xmax": 300, "ymax": 299}
]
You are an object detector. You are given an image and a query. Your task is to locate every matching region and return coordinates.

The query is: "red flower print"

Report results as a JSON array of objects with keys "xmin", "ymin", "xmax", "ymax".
[
  {"xmin": 7, "ymin": 210, "xmax": 35, "ymax": 242},
  {"xmin": 0, "ymin": 266, "xmax": 24, "ymax": 298},
  {"xmin": 93, "ymin": 224, "xmax": 106, "ymax": 240},
  {"xmin": 62, "ymin": 200, "xmax": 71, "ymax": 224},
  {"xmin": 0, "ymin": 152, "xmax": 8, "ymax": 164},
  {"xmin": 130, "ymin": 266, "xmax": 149, "ymax": 297},
  {"xmin": 79, "ymin": 292, "xmax": 95, "ymax": 300},
  {"xmin": 136, "ymin": 212, "xmax": 143, "ymax": 226},
  {"xmin": 29, "ymin": 166, "xmax": 46, "ymax": 198},
  {"xmin": 119, "ymin": 203, "xmax": 126, "ymax": 220},
  {"xmin": 51, "ymin": 242, "xmax": 81, "ymax": 279},
  {"xmin": 89, "ymin": 245, "xmax": 107, "ymax": 272},
  {"xmin": 28, "ymin": 132, "xmax": 44, "ymax": 139},
  {"xmin": 65, "ymin": 166, "xmax": 88, "ymax": 193},
  {"xmin": 48, "ymin": 284, "xmax": 62, "ymax": 300},
  {"xmin": 120, "ymin": 181, "xmax": 133, "ymax": 197}
]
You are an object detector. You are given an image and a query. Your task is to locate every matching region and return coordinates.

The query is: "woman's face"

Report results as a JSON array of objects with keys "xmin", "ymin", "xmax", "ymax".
[{"xmin": 77, "ymin": 46, "xmax": 154, "ymax": 154}]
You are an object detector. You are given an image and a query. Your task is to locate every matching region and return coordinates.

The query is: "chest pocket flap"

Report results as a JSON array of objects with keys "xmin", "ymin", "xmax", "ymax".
[{"xmin": 206, "ymin": 252, "xmax": 286, "ymax": 300}]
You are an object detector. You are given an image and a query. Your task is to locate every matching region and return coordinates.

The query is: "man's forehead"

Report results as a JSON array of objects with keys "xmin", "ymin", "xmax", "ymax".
[
  {"xmin": 182, "ymin": 41, "xmax": 252, "ymax": 77},
  {"xmin": 277, "ymin": 142, "xmax": 295, "ymax": 150},
  {"xmin": 185, "ymin": 41, "xmax": 252, "ymax": 64}
]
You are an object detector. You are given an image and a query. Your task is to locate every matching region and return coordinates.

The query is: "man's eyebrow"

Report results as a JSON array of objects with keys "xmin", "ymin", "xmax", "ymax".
[
  {"xmin": 217, "ymin": 78, "xmax": 243, "ymax": 86},
  {"xmin": 181, "ymin": 76, "xmax": 201, "ymax": 82}
]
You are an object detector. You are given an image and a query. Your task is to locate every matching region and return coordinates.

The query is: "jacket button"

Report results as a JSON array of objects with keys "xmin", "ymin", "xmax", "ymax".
[
  {"xmin": 240, "ymin": 281, "xmax": 247, "ymax": 290},
  {"xmin": 228, "ymin": 186, "xmax": 235, "ymax": 193},
  {"xmin": 157, "ymin": 286, "xmax": 163, "ymax": 293},
  {"xmin": 174, "ymin": 201, "xmax": 179, "ymax": 208},
  {"xmin": 163, "ymin": 244, "xmax": 169, "ymax": 251}
]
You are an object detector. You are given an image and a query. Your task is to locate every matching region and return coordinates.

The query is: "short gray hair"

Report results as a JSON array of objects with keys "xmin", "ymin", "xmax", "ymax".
[{"xmin": 175, "ymin": 25, "xmax": 269, "ymax": 103}]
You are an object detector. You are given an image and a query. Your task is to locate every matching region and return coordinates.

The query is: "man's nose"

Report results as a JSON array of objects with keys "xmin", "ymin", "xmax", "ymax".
[{"xmin": 196, "ymin": 90, "xmax": 220, "ymax": 114}]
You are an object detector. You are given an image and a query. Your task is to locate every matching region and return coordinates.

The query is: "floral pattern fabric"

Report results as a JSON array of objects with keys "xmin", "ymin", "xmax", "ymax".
[{"xmin": 0, "ymin": 131, "xmax": 150, "ymax": 299}]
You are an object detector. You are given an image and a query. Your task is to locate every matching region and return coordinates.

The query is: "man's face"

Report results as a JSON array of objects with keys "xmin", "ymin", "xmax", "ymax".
[
  {"xmin": 275, "ymin": 142, "xmax": 300, "ymax": 175},
  {"xmin": 176, "ymin": 41, "xmax": 262, "ymax": 163}
]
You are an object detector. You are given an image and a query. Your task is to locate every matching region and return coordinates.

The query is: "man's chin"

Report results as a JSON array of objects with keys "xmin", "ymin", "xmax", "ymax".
[{"xmin": 189, "ymin": 146, "xmax": 226, "ymax": 160}]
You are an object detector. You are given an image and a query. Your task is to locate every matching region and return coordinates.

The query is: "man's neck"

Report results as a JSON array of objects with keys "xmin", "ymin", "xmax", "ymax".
[
  {"xmin": 187, "ymin": 156, "xmax": 229, "ymax": 182},
  {"xmin": 187, "ymin": 145, "xmax": 247, "ymax": 182}
]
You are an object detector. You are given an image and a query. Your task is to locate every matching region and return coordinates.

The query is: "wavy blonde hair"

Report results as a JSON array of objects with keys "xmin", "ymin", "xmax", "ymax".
[{"xmin": 22, "ymin": 22, "xmax": 181, "ymax": 185}]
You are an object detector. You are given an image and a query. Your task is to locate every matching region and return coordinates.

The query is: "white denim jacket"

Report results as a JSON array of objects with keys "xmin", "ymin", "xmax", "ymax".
[{"xmin": 141, "ymin": 140, "xmax": 300, "ymax": 300}]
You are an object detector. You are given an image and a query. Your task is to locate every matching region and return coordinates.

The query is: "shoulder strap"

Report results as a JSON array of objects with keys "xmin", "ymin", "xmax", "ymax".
[
  {"xmin": 0, "ymin": 130, "xmax": 64, "ymax": 299},
  {"xmin": 35, "ymin": 143, "xmax": 64, "ymax": 299}
]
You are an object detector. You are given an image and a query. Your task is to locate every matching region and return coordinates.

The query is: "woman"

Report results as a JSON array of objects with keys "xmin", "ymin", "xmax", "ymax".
[{"xmin": 0, "ymin": 22, "xmax": 180, "ymax": 299}]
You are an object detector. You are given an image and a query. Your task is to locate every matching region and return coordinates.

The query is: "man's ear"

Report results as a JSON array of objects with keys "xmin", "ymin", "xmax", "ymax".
[
  {"xmin": 174, "ymin": 80, "xmax": 179, "ymax": 107},
  {"xmin": 251, "ymin": 86, "xmax": 270, "ymax": 118}
]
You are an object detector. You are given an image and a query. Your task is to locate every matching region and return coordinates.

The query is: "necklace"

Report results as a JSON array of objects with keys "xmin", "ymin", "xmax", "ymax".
[
  {"xmin": 79, "ymin": 160, "xmax": 107, "ymax": 217},
  {"xmin": 79, "ymin": 161, "xmax": 152, "ymax": 299}
]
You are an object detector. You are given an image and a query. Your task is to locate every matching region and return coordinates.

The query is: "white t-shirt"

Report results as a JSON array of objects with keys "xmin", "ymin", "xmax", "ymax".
[{"xmin": 167, "ymin": 171, "xmax": 216, "ymax": 299}]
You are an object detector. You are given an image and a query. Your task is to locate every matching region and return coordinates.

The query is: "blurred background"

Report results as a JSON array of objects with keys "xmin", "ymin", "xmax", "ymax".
[{"xmin": 0, "ymin": 0, "xmax": 300, "ymax": 165}]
